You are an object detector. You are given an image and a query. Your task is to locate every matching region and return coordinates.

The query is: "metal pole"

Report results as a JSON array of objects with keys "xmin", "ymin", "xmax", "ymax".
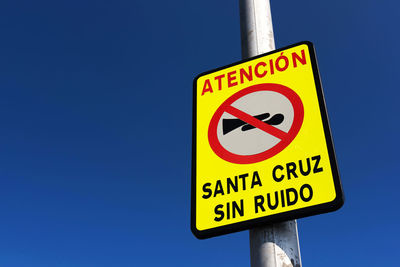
[{"xmin": 239, "ymin": 1, "xmax": 302, "ymax": 266}]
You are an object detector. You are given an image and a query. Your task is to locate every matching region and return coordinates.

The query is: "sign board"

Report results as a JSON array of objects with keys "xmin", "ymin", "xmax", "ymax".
[{"xmin": 191, "ymin": 41, "xmax": 344, "ymax": 239}]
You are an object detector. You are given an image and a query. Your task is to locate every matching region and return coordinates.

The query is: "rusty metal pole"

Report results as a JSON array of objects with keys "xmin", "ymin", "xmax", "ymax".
[{"xmin": 239, "ymin": 0, "xmax": 302, "ymax": 266}]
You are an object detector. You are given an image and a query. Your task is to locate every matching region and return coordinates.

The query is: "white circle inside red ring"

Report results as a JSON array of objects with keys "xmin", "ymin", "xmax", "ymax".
[{"xmin": 208, "ymin": 83, "xmax": 304, "ymax": 164}]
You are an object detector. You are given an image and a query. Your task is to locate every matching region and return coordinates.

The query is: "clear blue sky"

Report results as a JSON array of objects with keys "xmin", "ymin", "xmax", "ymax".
[{"xmin": 0, "ymin": 0, "xmax": 398, "ymax": 266}]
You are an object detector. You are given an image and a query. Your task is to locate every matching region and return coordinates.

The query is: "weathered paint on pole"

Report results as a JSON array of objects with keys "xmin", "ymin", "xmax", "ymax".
[
  {"xmin": 249, "ymin": 222, "xmax": 301, "ymax": 267},
  {"xmin": 239, "ymin": 0, "xmax": 275, "ymax": 57},
  {"xmin": 239, "ymin": 0, "xmax": 302, "ymax": 266}
]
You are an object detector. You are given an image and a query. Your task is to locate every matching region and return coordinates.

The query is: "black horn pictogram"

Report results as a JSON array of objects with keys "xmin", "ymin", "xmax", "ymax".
[{"xmin": 222, "ymin": 112, "xmax": 284, "ymax": 135}]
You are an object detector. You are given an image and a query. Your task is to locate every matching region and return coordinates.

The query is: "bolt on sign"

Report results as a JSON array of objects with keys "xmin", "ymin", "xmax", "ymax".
[{"xmin": 191, "ymin": 41, "xmax": 344, "ymax": 239}]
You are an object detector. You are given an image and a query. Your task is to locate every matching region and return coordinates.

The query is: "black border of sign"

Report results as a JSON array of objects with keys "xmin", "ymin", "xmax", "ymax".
[{"xmin": 191, "ymin": 41, "xmax": 344, "ymax": 239}]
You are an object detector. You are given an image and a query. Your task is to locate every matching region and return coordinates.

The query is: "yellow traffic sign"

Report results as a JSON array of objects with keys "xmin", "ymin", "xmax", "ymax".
[{"xmin": 191, "ymin": 42, "xmax": 344, "ymax": 239}]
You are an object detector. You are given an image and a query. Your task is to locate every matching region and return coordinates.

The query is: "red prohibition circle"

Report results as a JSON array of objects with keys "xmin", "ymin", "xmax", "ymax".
[{"xmin": 208, "ymin": 83, "xmax": 304, "ymax": 164}]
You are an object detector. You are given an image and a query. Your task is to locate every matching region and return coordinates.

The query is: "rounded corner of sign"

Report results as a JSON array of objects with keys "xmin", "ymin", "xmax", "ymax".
[
  {"xmin": 335, "ymin": 191, "xmax": 345, "ymax": 209},
  {"xmin": 327, "ymin": 192, "xmax": 345, "ymax": 212},
  {"xmin": 190, "ymin": 223, "xmax": 207, "ymax": 240},
  {"xmin": 193, "ymin": 72, "xmax": 203, "ymax": 83},
  {"xmin": 298, "ymin": 41, "xmax": 314, "ymax": 48}
]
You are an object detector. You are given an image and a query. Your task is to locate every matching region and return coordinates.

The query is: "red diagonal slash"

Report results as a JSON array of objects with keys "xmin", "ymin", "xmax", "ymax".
[{"xmin": 225, "ymin": 105, "xmax": 288, "ymax": 140}]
